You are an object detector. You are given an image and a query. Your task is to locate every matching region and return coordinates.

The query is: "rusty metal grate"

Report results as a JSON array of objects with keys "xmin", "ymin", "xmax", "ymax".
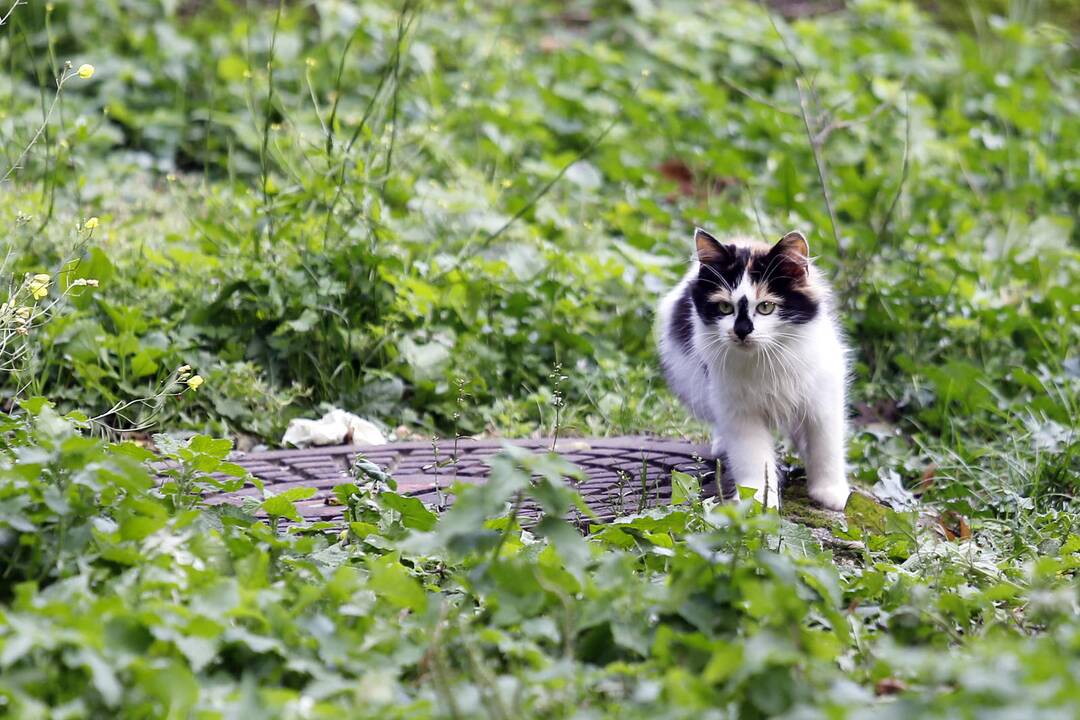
[{"xmin": 204, "ymin": 437, "xmax": 715, "ymax": 524}]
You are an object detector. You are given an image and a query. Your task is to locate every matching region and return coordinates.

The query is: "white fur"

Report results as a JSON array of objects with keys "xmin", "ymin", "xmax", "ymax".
[{"xmin": 656, "ymin": 235, "xmax": 851, "ymax": 510}]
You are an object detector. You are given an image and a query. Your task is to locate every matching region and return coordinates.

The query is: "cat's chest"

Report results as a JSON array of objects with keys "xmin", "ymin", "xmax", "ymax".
[{"xmin": 711, "ymin": 358, "xmax": 808, "ymax": 421}]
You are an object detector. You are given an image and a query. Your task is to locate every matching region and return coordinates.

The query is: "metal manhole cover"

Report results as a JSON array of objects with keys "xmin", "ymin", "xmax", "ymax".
[{"xmin": 204, "ymin": 437, "xmax": 714, "ymax": 525}]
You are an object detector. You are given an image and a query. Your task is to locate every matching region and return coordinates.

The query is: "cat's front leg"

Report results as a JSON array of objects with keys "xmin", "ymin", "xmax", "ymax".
[
  {"xmin": 713, "ymin": 417, "xmax": 780, "ymax": 509},
  {"xmin": 802, "ymin": 405, "xmax": 850, "ymax": 511}
]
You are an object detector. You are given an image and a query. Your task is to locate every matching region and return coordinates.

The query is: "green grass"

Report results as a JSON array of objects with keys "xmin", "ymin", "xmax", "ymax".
[{"xmin": 0, "ymin": 0, "xmax": 1078, "ymax": 716}]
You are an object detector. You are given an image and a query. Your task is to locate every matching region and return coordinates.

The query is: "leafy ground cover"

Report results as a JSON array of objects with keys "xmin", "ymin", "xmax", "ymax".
[{"xmin": 0, "ymin": 0, "xmax": 1078, "ymax": 717}]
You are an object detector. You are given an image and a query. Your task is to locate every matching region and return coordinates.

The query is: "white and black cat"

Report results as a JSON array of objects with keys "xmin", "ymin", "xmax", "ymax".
[{"xmin": 656, "ymin": 228, "xmax": 850, "ymax": 510}]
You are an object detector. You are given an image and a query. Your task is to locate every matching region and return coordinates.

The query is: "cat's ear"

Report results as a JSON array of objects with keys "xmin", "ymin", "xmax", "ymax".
[
  {"xmin": 695, "ymin": 227, "xmax": 732, "ymax": 264},
  {"xmin": 774, "ymin": 230, "xmax": 809, "ymax": 259},
  {"xmin": 767, "ymin": 231, "xmax": 810, "ymax": 279},
  {"xmin": 768, "ymin": 235, "xmax": 812, "ymax": 282}
]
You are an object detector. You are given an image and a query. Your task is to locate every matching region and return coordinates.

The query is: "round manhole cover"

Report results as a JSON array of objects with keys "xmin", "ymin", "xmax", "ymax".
[{"xmin": 204, "ymin": 437, "xmax": 715, "ymax": 524}]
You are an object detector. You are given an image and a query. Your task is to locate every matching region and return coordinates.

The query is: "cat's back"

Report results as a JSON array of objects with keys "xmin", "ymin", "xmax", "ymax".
[
  {"xmin": 655, "ymin": 264, "xmax": 697, "ymax": 357},
  {"xmin": 655, "ymin": 264, "xmax": 714, "ymax": 422}
]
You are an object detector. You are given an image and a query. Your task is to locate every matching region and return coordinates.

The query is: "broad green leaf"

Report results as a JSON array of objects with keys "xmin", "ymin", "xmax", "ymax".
[{"xmin": 367, "ymin": 554, "xmax": 428, "ymax": 613}]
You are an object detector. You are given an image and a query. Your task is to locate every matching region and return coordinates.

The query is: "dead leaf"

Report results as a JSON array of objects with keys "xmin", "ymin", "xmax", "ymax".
[
  {"xmin": 935, "ymin": 510, "xmax": 972, "ymax": 541},
  {"xmin": 656, "ymin": 159, "xmax": 737, "ymax": 200},
  {"xmin": 875, "ymin": 677, "xmax": 908, "ymax": 696},
  {"xmin": 657, "ymin": 159, "xmax": 695, "ymax": 198},
  {"xmin": 917, "ymin": 463, "xmax": 937, "ymax": 494}
]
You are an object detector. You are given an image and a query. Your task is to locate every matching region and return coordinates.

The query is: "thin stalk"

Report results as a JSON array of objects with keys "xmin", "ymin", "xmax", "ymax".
[
  {"xmin": 256, "ymin": 0, "xmax": 285, "ymax": 259},
  {"xmin": 796, "ymin": 79, "xmax": 843, "ymax": 260}
]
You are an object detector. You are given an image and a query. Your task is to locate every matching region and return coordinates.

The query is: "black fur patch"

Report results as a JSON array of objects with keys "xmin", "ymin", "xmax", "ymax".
[
  {"xmin": 691, "ymin": 243, "xmax": 748, "ymax": 322},
  {"xmin": 692, "ymin": 239, "xmax": 819, "ymax": 326},
  {"xmin": 733, "ymin": 297, "xmax": 753, "ymax": 338},
  {"xmin": 747, "ymin": 243, "xmax": 819, "ymax": 324},
  {"xmin": 668, "ymin": 286, "xmax": 695, "ymax": 351}
]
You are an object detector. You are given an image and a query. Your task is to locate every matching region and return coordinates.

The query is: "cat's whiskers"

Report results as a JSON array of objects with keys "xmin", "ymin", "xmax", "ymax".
[{"xmin": 698, "ymin": 334, "xmax": 732, "ymax": 375}]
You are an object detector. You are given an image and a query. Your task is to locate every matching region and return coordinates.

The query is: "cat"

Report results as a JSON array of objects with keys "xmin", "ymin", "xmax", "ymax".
[{"xmin": 655, "ymin": 228, "xmax": 850, "ymax": 510}]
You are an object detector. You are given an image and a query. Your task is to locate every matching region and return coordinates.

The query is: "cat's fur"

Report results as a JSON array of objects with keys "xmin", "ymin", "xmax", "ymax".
[{"xmin": 656, "ymin": 228, "xmax": 850, "ymax": 510}]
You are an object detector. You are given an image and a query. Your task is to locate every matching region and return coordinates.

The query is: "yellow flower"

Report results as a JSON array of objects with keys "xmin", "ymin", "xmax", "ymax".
[
  {"xmin": 84, "ymin": 217, "xmax": 99, "ymax": 230},
  {"xmin": 186, "ymin": 375, "xmax": 204, "ymax": 391},
  {"xmin": 77, "ymin": 64, "xmax": 95, "ymax": 80},
  {"xmin": 177, "ymin": 364, "xmax": 192, "ymax": 374},
  {"xmin": 28, "ymin": 274, "xmax": 50, "ymax": 301},
  {"xmin": 305, "ymin": 57, "xmax": 317, "ymax": 69}
]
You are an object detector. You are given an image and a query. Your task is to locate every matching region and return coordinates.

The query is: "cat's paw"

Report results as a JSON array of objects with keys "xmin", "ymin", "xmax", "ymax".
[{"xmin": 807, "ymin": 481, "xmax": 850, "ymax": 511}]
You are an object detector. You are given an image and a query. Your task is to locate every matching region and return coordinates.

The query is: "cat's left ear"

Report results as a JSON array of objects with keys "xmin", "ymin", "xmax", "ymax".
[
  {"xmin": 767, "ymin": 231, "xmax": 810, "ymax": 278},
  {"xmin": 775, "ymin": 231, "xmax": 809, "ymax": 259}
]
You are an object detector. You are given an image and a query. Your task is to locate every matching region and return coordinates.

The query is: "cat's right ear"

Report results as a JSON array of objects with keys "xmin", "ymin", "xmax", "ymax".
[{"xmin": 695, "ymin": 228, "xmax": 731, "ymax": 264}]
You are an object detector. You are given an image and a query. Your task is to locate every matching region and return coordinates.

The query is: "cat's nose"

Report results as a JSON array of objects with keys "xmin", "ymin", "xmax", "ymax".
[{"xmin": 734, "ymin": 319, "xmax": 753, "ymax": 340}]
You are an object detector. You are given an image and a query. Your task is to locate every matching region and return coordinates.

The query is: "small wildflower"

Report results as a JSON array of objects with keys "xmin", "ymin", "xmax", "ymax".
[
  {"xmin": 305, "ymin": 57, "xmax": 317, "ymax": 69},
  {"xmin": 641, "ymin": 68, "xmax": 651, "ymax": 78},
  {"xmin": 166, "ymin": 173, "xmax": 177, "ymax": 182},
  {"xmin": 46, "ymin": 2, "xmax": 55, "ymax": 11},
  {"xmin": 243, "ymin": 69, "xmax": 252, "ymax": 79},
  {"xmin": 15, "ymin": 307, "xmax": 32, "ymax": 322},
  {"xmin": 460, "ymin": 81, "xmax": 471, "ymax": 91},
  {"xmin": 501, "ymin": 179, "xmax": 513, "ymax": 189},
  {"xmin": 85, "ymin": 279, "xmax": 99, "ymax": 287},
  {"xmin": 186, "ymin": 375, "xmax": 204, "ymax": 391},
  {"xmin": 28, "ymin": 274, "xmax": 51, "ymax": 301},
  {"xmin": 177, "ymin": 364, "xmax": 192, "ymax": 374},
  {"xmin": 84, "ymin": 216, "xmax": 99, "ymax": 230},
  {"xmin": 77, "ymin": 64, "xmax": 95, "ymax": 80}
]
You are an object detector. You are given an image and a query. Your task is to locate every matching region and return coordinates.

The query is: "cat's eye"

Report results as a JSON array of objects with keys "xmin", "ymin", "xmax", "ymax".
[
  {"xmin": 756, "ymin": 301, "xmax": 776, "ymax": 315},
  {"xmin": 716, "ymin": 301, "xmax": 735, "ymax": 315}
]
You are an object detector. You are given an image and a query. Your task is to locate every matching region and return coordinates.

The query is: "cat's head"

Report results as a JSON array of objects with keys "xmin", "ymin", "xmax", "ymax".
[{"xmin": 690, "ymin": 228, "xmax": 821, "ymax": 351}]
